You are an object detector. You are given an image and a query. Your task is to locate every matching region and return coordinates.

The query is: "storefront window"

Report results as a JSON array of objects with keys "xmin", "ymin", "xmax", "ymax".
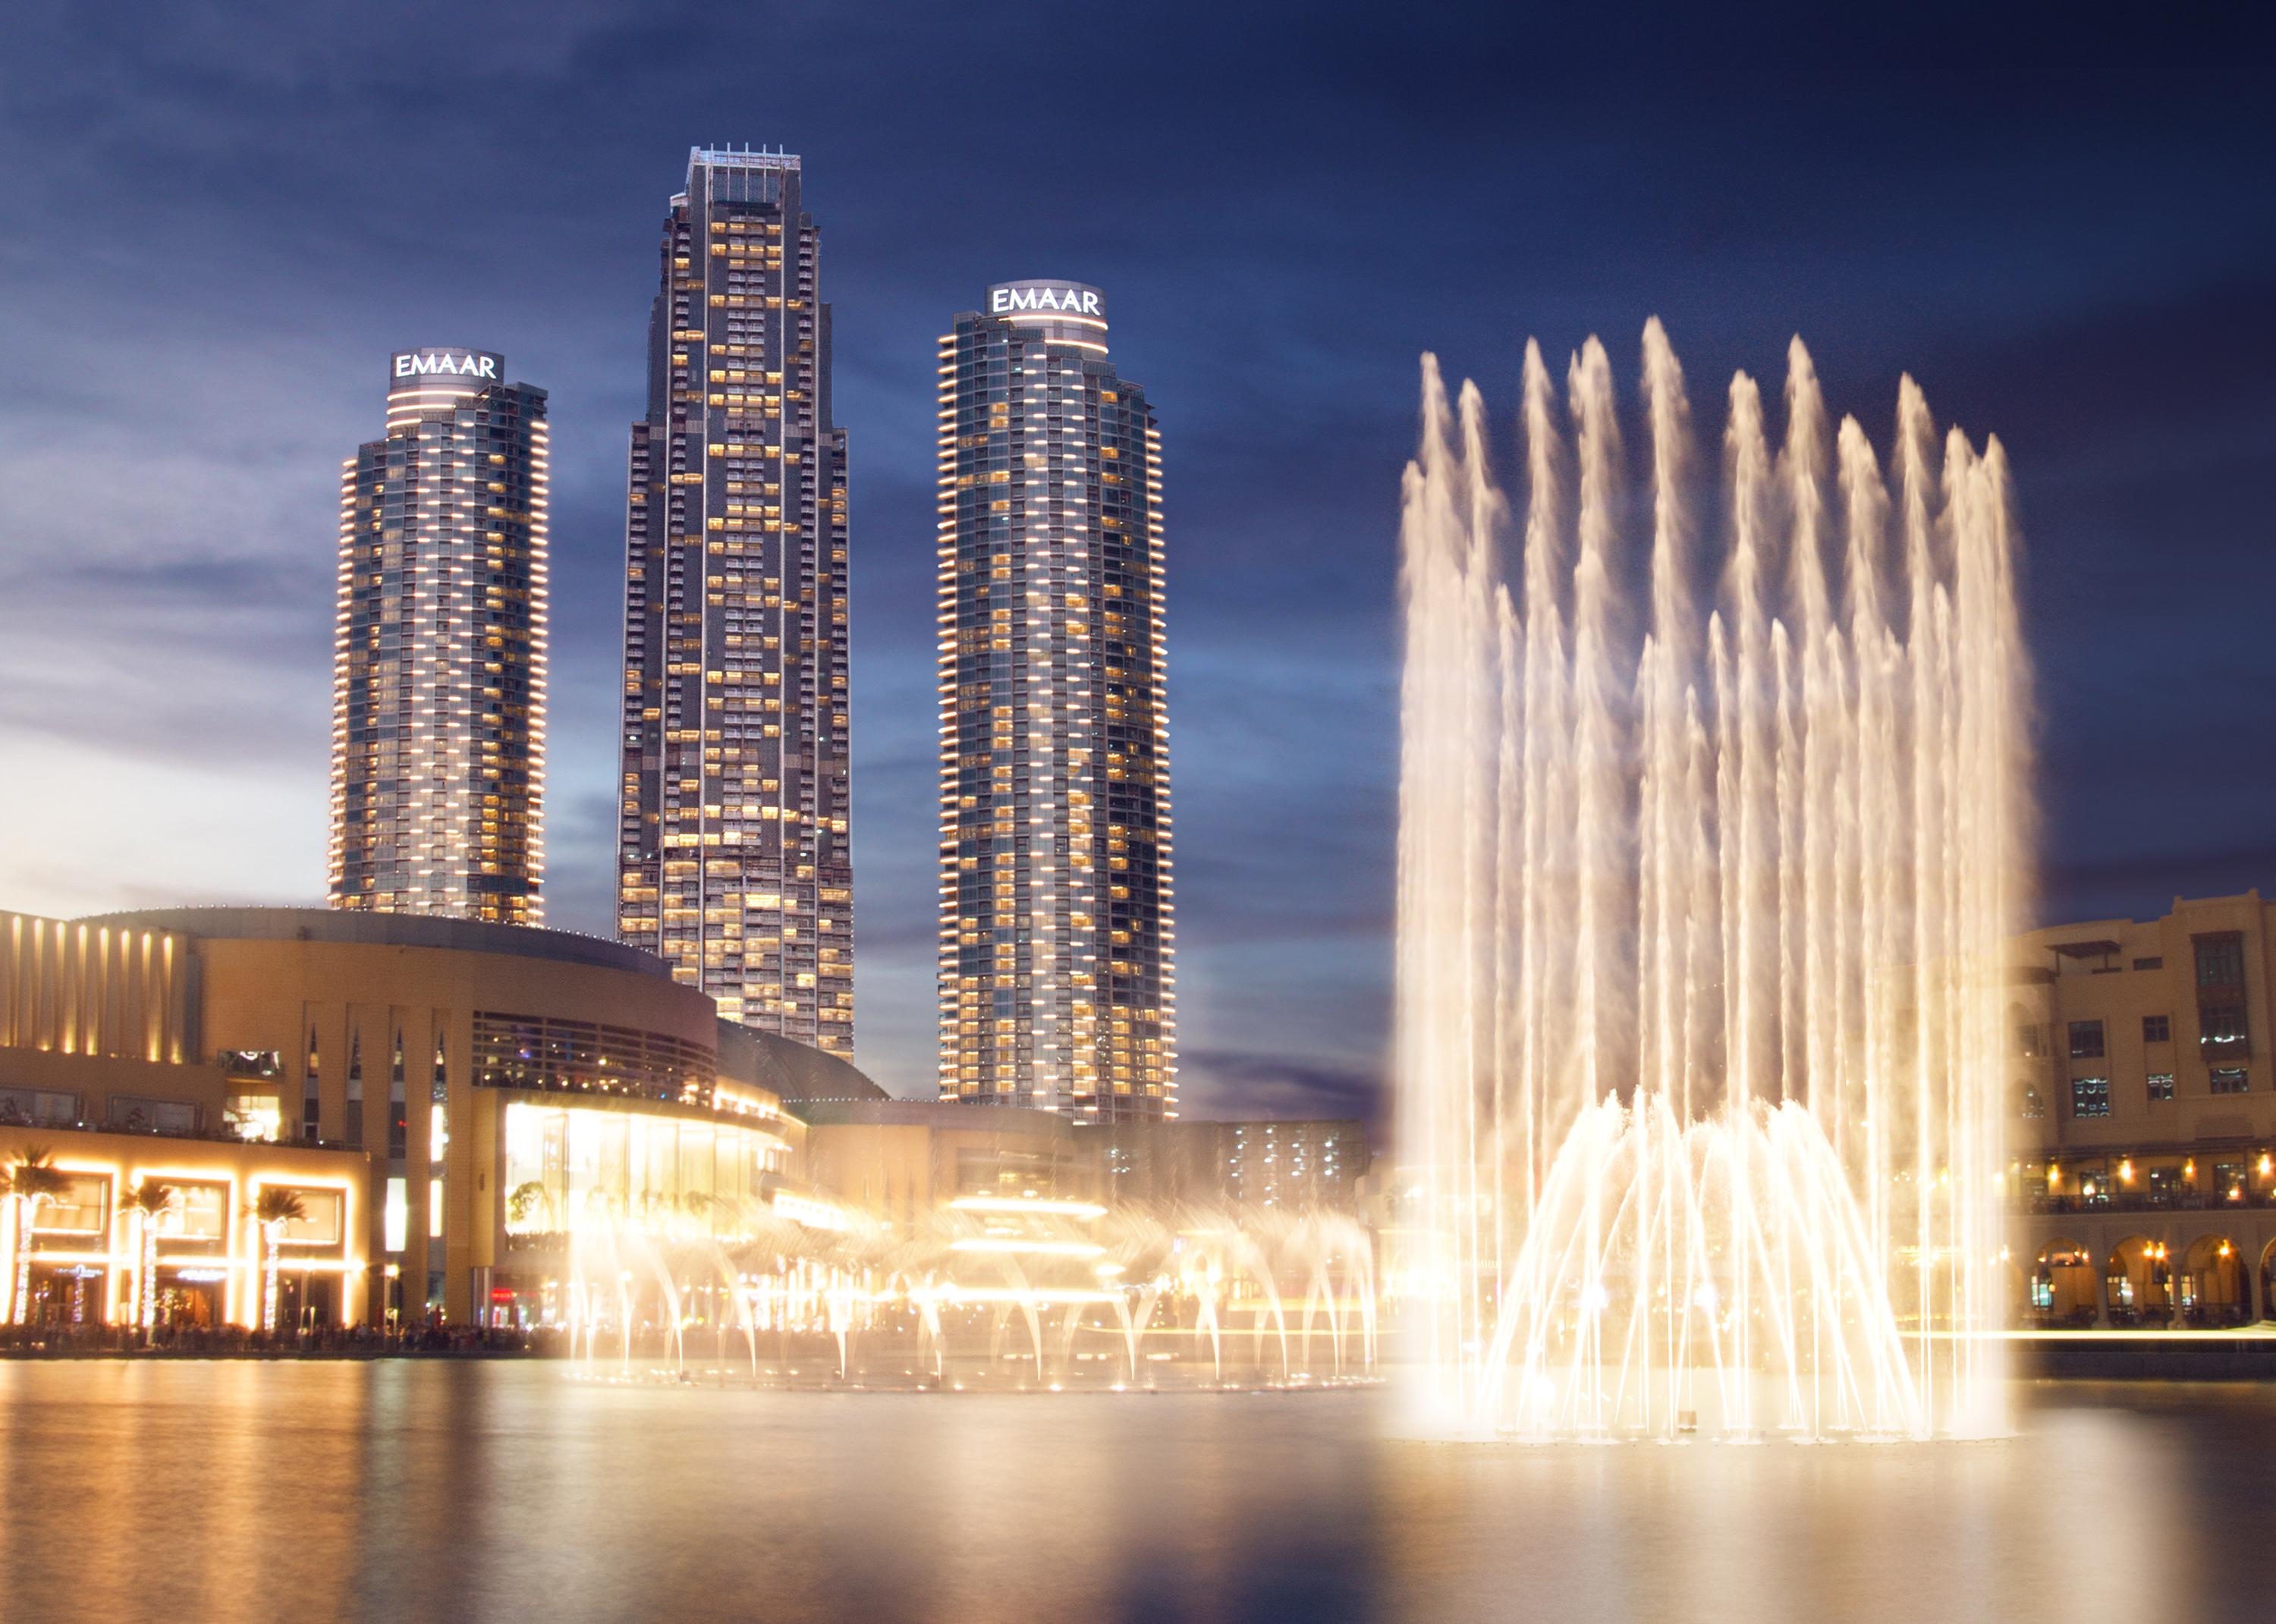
[{"xmin": 32, "ymin": 1173, "xmax": 110, "ymax": 1237}]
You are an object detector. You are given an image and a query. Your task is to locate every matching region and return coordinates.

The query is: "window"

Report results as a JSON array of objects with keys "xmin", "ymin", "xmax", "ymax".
[
  {"xmin": 2195, "ymin": 933, "xmax": 2244, "ymax": 986},
  {"xmin": 2015, "ymin": 1023, "xmax": 2045, "ymax": 1059},
  {"xmin": 303, "ymin": 1028, "xmax": 321, "ymax": 1141},
  {"xmin": 2068, "ymin": 1020, "xmax": 2105, "ymax": 1060},
  {"xmin": 106, "ymin": 1096, "xmax": 197, "ymax": 1135},
  {"xmin": 2199, "ymin": 1004, "xmax": 2249, "ymax": 1059},
  {"xmin": 2147, "ymin": 1073, "xmax": 2175, "ymax": 1101},
  {"xmin": 267, "ymin": 1187, "xmax": 345, "ymax": 1247},
  {"xmin": 0, "ymin": 1086, "xmax": 80, "ymax": 1127},
  {"xmin": 2211, "ymin": 1067, "xmax": 2249, "ymax": 1095},
  {"xmin": 2018, "ymin": 1085, "xmax": 2045, "ymax": 1120},
  {"xmin": 31, "ymin": 1173, "xmax": 110, "ymax": 1236},
  {"xmin": 2070, "ymin": 1076, "xmax": 2111, "ymax": 1118},
  {"xmin": 2133, "ymin": 956, "xmax": 2163, "ymax": 971},
  {"xmin": 2143, "ymin": 1014, "xmax": 2171, "ymax": 1044},
  {"xmin": 225, "ymin": 1095, "xmax": 283, "ymax": 1142},
  {"xmin": 165, "ymin": 1183, "xmax": 228, "ymax": 1242},
  {"xmin": 346, "ymin": 1032, "xmax": 364, "ymax": 1150}
]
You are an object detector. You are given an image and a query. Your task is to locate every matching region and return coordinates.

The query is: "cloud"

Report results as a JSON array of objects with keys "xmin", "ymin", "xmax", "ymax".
[
  {"xmin": 1178, "ymin": 1049, "xmax": 1385, "ymax": 1131},
  {"xmin": 1, "ymin": 1, "xmax": 2270, "ymax": 1117}
]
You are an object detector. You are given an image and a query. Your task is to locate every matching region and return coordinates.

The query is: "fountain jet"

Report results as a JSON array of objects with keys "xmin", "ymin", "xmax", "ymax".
[{"xmin": 1395, "ymin": 328, "xmax": 2027, "ymax": 1440}]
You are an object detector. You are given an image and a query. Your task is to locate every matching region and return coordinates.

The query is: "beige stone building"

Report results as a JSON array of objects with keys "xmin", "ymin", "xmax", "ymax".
[
  {"xmin": 5, "ymin": 906, "xmax": 886, "ymax": 1328},
  {"xmin": 2008, "ymin": 891, "xmax": 2276, "ymax": 1325}
]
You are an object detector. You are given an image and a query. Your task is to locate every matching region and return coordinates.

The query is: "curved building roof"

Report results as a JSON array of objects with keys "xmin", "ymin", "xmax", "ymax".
[
  {"xmin": 77, "ymin": 906, "xmax": 669, "ymax": 982},
  {"xmin": 72, "ymin": 906, "xmax": 889, "ymax": 1103}
]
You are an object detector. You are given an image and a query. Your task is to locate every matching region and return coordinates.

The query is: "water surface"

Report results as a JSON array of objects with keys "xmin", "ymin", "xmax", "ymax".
[{"xmin": 1, "ymin": 1365, "xmax": 2268, "ymax": 1622}]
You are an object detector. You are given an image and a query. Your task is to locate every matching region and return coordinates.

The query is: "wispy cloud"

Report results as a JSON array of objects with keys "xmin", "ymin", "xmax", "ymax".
[{"xmin": 1, "ymin": 2, "xmax": 2269, "ymax": 1104}]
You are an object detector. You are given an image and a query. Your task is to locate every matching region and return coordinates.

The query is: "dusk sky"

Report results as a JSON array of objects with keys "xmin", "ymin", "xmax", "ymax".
[{"xmin": 2, "ymin": 5, "xmax": 2270, "ymax": 1117}]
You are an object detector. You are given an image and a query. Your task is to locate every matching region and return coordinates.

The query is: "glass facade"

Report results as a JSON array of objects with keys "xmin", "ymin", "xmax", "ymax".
[
  {"xmin": 331, "ymin": 350, "xmax": 549, "ymax": 924},
  {"xmin": 500, "ymin": 1099, "xmax": 792, "ymax": 1239},
  {"xmin": 616, "ymin": 148, "xmax": 854, "ymax": 1057},
  {"xmin": 935, "ymin": 282, "xmax": 1176, "ymax": 1119}
]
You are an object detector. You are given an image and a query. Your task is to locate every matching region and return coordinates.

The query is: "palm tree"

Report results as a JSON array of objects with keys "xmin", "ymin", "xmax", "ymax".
[
  {"xmin": 3, "ymin": 1146, "xmax": 69, "ymax": 1327},
  {"xmin": 253, "ymin": 1186, "xmax": 307, "ymax": 1336},
  {"xmin": 117, "ymin": 1180, "xmax": 178, "ymax": 1345}
]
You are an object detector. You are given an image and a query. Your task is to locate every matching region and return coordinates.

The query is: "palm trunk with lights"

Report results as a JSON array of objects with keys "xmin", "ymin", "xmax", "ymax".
[
  {"xmin": 262, "ymin": 1223, "xmax": 281, "ymax": 1334},
  {"xmin": 4, "ymin": 1197, "xmax": 21, "ymax": 1325},
  {"xmin": 140, "ymin": 1215, "xmax": 160, "ymax": 1344},
  {"xmin": 10, "ymin": 1197, "xmax": 46, "ymax": 1327}
]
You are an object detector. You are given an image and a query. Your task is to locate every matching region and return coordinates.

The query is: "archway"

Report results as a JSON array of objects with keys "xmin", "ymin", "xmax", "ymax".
[
  {"xmin": 2000, "ymin": 1257, "xmax": 2029, "ymax": 1327},
  {"xmin": 2259, "ymin": 1240, "xmax": 2276, "ymax": 1325},
  {"xmin": 2031, "ymin": 1239, "xmax": 2097, "ymax": 1327},
  {"xmin": 2103, "ymin": 1236, "xmax": 2171, "ymax": 1327},
  {"xmin": 2179, "ymin": 1235, "xmax": 2249, "ymax": 1327}
]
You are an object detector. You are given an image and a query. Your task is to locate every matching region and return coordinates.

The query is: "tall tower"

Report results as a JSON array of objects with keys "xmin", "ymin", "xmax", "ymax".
[
  {"xmin": 936, "ymin": 281, "xmax": 1175, "ymax": 1118},
  {"xmin": 331, "ymin": 347, "xmax": 549, "ymax": 925},
  {"xmin": 616, "ymin": 148, "xmax": 854, "ymax": 1057}
]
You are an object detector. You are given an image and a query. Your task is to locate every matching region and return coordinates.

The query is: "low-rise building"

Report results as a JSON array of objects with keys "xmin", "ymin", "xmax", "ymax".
[
  {"xmin": 2009, "ymin": 890, "xmax": 2276, "ymax": 1325},
  {"xmin": 1085, "ymin": 1117, "xmax": 1370, "ymax": 1213}
]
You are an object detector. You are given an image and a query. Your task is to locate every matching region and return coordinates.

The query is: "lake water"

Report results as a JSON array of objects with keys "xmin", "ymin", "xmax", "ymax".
[{"xmin": 1, "ymin": 1363, "xmax": 2270, "ymax": 1622}]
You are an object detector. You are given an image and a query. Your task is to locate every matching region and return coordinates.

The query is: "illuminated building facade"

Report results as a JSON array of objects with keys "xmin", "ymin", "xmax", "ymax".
[
  {"xmin": 331, "ymin": 347, "xmax": 549, "ymax": 924},
  {"xmin": 8, "ymin": 906, "xmax": 886, "ymax": 1328},
  {"xmin": 1088, "ymin": 1119, "xmax": 1369, "ymax": 1211},
  {"xmin": 616, "ymin": 146, "xmax": 854, "ymax": 1057},
  {"xmin": 936, "ymin": 281, "xmax": 1174, "ymax": 1118},
  {"xmin": 3, "ymin": 911, "xmax": 369, "ymax": 1330},
  {"xmin": 2010, "ymin": 891, "xmax": 2276, "ymax": 1327}
]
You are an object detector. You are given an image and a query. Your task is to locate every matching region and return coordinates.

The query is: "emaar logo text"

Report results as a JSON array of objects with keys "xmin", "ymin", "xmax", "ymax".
[
  {"xmin": 393, "ymin": 351, "xmax": 499, "ymax": 380},
  {"xmin": 989, "ymin": 286, "xmax": 1102, "ymax": 317}
]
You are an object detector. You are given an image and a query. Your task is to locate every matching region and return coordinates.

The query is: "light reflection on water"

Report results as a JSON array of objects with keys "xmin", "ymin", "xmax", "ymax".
[{"xmin": 0, "ymin": 1365, "xmax": 2269, "ymax": 1622}]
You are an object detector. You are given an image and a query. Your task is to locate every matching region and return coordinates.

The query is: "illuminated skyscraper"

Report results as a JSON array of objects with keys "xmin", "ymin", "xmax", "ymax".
[
  {"xmin": 936, "ymin": 281, "xmax": 1175, "ymax": 1118},
  {"xmin": 331, "ymin": 347, "xmax": 549, "ymax": 925},
  {"xmin": 615, "ymin": 147, "xmax": 854, "ymax": 1057}
]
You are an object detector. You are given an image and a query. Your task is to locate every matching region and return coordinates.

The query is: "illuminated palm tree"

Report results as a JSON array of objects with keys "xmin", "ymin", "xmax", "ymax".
[
  {"xmin": 253, "ymin": 1186, "xmax": 306, "ymax": 1335},
  {"xmin": 3, "ymin": 1146, "xmax": 69, "ymax": 1326},
  {"xmin": 117, "ymin": 1180, "xmax": 178, "ymax": 1345}
]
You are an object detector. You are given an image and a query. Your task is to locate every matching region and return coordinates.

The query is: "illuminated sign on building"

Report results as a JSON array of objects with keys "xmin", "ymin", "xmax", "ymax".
[
  {"xmin": 986, "ymin": 281, "xmax": 1105, "ymax": 320},
  {"xmin": 389, "ymin": 348, "xmax": 502, "ymax": 383}
]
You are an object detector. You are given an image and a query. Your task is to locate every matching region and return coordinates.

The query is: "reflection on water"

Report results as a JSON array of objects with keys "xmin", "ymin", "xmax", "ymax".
[{"xmin": 0, "ymin": 1365, "xmax": 2270, "ymax": 1622}]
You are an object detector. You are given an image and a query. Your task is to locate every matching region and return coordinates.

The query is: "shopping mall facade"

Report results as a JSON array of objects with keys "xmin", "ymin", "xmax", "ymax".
[
  {"xmin": 2, "ymin": 906, "xmax": 885, "ymax": 1329},
  {"xmin": 4, "ymin": 904, "xmax": 1371, "ymax": 1339}
]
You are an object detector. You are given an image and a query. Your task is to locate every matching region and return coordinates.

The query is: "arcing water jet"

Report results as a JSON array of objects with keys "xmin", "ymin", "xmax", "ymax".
[{"xmin": 1395, "ymin": 325, "xmax": 2028, "ymax": 1440}]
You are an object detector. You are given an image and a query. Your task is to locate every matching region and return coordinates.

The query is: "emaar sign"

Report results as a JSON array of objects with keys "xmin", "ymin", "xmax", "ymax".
[
  {"xmin": 390, "ymin": 347, "xmax": 502, "ymax": 383},
  {"xmin": 987, "ymin": 281, "xmax": 1105, "ymax": 320}
]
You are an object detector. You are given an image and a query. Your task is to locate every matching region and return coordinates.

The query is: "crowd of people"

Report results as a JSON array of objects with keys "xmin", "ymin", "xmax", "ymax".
[{"xmin": 0, "ymin": 1320, "xmax": 559, "ymax": 1358}]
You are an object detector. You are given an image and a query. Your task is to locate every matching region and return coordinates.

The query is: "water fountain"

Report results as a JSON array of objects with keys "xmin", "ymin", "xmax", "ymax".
[
  {"xmin": 1394, "ymin": 324, "xmax": 2029, "ymax": 1440},
  {"xmin": 539, "ymin": 1190, "xmax": 1377, "ymax": 1390}
]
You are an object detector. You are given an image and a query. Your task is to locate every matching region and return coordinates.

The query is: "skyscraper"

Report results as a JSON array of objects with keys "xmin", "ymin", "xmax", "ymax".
[
  {"xmin": 331, "ymin": 347, "xmax": 549, "ymax": 925},
  {"xmin": 615, "ymin": 148, "xmax": 854, "ymax": 1057},
  {"xmin": 936, "ymin": 281, "xmax": 1175, "ymax": 1118}
]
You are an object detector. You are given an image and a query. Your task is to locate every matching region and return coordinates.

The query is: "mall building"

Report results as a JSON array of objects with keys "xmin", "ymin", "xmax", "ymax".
[
  {"xmin": 2, "ymin": 906, "xmax": 886, "ymax": 1330},
  {"xmin": 2, "ymin": 911, "xmax": 369, "ymax": 1330},
  {"xmin": 2010, "ymin": 891, "xmax": 2276, "ymax": 1327},
  {"xmin": 8, "ymin": 903, "xmax": 1344, "ymax": 1335}
]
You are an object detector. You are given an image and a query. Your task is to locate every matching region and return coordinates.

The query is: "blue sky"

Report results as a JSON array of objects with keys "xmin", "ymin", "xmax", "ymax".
[{"xmin": 2, "ymin": 2, "xmax": 2270, "ymax": 1115}]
